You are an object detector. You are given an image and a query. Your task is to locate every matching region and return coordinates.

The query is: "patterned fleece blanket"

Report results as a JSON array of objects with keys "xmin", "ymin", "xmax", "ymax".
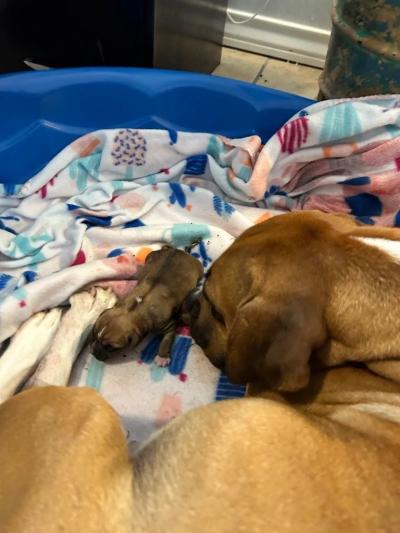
[{"xmin": 1, "ymin": 94, "xmax": 400, "ymax": 445}]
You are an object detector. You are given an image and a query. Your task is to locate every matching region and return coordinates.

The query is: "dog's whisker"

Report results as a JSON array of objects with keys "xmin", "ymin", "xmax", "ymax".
[{"xmin": 98, "ymin": 326, "xmax": 107, "ymax": 339}]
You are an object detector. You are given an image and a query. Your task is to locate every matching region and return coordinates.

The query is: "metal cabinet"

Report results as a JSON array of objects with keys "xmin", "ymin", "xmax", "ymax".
[
  {"xmin": 225, "ymin": 0, "xmax": 333, "ymax": 67},
  {"xmin": 0, "ymin": 0, "xmax": 227, "ymax": 74}
]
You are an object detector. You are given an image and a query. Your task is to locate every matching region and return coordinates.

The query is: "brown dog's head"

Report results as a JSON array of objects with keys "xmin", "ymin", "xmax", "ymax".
[
  {"xmin": 91, "ymin": 305, "xmax": 141, "ymax": 361},
  {"xmin": 188, "ymin": 289, "xmax": 325, "ymax": 392},
  {"xmin": 186, "ymin": 213, "xmax": 339, "ymax": 393}
]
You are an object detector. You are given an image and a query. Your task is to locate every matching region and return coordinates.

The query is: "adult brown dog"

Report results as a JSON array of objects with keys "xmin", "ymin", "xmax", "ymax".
[
  {"xmin": 1, "ymin": 211, "xmax": 400, "ymax": 532},
  {"xmin": 91, "ymin": 245, "xmax": 203, "ymax": 365}
]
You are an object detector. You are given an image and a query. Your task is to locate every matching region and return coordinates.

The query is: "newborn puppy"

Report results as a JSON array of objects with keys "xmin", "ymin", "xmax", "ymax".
[{"xmin": 92, "ymin": 246, "xmax": 203, "ymax": 365}]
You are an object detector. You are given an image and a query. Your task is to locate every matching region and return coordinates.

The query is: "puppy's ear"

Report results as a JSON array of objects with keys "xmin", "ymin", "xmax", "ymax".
[
  {"xmin": 127, "ymin": 332, "xmax": 141, "ymax": 349},
  {"xmin": 226, "ymin": 296, "xmax": 326, "ymax": 392}
]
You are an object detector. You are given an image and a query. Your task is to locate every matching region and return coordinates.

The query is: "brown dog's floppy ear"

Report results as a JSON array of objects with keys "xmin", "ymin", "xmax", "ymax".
[{"xmin": 226, "ymin": 296, "xmax": 326, "ymax": 392}]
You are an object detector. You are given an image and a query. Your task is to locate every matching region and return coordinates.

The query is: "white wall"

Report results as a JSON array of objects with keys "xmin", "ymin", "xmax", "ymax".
[{"xmin": 224, "ymin": 0, "xmax": 333, "ymax": 67}]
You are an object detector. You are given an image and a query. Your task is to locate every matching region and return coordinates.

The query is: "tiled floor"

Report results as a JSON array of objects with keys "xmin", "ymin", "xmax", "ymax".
[
  {"xmin": 213, "ymin": 47, "xmax": 322, "ymax": 100},
  {"xmin": 213, "ymin": 47, "xmax": 266, "ymax": 84}
]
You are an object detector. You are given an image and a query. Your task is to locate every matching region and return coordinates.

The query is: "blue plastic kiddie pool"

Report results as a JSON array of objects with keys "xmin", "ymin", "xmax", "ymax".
[{"xmin": 0, "ymin": 67, "xmax": 313, "ymax": 189}]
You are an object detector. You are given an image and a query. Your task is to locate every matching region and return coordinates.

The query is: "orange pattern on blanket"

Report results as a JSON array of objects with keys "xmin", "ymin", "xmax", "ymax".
[
  {"xmin": 71, "ymin": 134, "xmax": 101, "ymax": 157},
  {"xmin": 218, "ymin": 134, "xmax": 261, "ymax": 160},
  {"xmin": 323, "ymin": 143, "xmax": 358, "ymax": 159},
  {"xmin": 254, "ymin": 212, "xmax": 273, "ymax": 225},
  {"xmin": 323, "ymin": 146, "xmax": 332, "ymax": 158},
  {"xmin": 249, "ymin": 150, "xmax": 271, "ymax": 199},
  {"xmin": 135, "ymin": 247, "xmax": 153, "ymax": 264}
]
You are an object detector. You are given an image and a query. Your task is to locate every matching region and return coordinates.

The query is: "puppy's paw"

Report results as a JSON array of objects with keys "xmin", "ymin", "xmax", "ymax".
[{"xmin": 154, "ymin": 355, "xmax": 171, "ymax": 368}]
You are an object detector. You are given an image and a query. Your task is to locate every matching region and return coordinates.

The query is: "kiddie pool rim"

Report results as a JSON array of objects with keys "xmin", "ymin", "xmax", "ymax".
[{"xmin": 0, "ymin": 67, "xmax": 314, "ymax": 187}]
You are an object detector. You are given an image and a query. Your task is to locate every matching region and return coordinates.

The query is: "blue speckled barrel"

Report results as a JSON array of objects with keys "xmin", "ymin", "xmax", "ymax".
[{"xmin": 319, "ymin": 0, "xmax": 400, "ymax": 99}]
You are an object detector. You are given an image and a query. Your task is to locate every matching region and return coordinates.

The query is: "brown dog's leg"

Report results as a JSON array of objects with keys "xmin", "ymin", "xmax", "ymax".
[
  {"xmin": 154, "ymin": 323, "xmax": 176, "ymax": 367},
  {"xmin": 26, "ymin": 288, "xmax": 116, "ymax": 389},
  {"xmin": 0, "ymin": 309, "xmax": 62, "ymax": 404},
  {"xmin": 0, "ymin": 387, "xmax": 134, "ymax": 533}
]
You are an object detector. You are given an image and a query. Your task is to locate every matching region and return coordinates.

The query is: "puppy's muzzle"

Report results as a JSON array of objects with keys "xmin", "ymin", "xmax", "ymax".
[{"xmin": 91, "ymin": 341, "xmax": 118, "ymax": 362}]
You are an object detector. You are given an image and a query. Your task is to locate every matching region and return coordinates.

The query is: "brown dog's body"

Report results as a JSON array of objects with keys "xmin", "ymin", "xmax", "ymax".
[
  {"xmin": 92, "ymin": 246, "xmax": 203, "ymax": 364},
  {"xmin": 1, "ymin": 374, "xmax": 400, "ymax": 532},
  {"xmin": 2, "ymin": 211, "xmax": 400, "ymax": 532}
]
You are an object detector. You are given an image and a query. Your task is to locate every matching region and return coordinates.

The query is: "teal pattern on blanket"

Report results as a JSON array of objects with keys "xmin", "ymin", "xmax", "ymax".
[
  {"xmin": 124, "ymin": 165, "xmax": 134, "ymax": 180},
  {"xmin": 319, "ymin": 103, "xmax": 363, "ymax": 143},
  {"xmin": 385, "ymin": 125, "xmax": 400, "ymax": 139},
  {"xmin": 69, "ymin": 152, "xmax": 101, "ymax": 191},
  {"xmin": 170, "ymin": 223, "xmax": 211, "ymax": 248},
  {"xmin": 8, "ymin": 233, "xmax": 52, "ymax": 259},
  {"xmin": 86, "ymin": 356, "xmax": 105, "ymax": 391},
  {"xmin": 112, "ymin": 180, "xmax": 125, "ymax": 193},
  {"xmin": 146, "ymin": 174, "xmax": 157, "ymax": 185},
  {"xmin": 150, "ymin": 364, "xmax": 168, "ymax": 382},
  {"xmin": 207, "ymin": 135, "xmax": 223, "ymax": 160},
  {"xmin": 13, "ymin": 286, "xmax": 27, "ymax": 302},
  {"xmin": 237, "ymin": 166, "xmax": 252, "ymax": 183}
]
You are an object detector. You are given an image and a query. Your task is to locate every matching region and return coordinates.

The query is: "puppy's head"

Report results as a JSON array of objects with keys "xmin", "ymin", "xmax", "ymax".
[{"xmin": 91, "ymin": 306, "xmax": 140, "ymax": 361}]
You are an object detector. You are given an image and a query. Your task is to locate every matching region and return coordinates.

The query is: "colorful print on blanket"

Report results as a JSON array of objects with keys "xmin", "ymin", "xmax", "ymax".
[
  {"xmin": 0, "ymin": 129, "xmax": 267, "ymax": 343},
  {"xmin": 256, "ymin": 94, "xmax": 400, "ymax": 226}
]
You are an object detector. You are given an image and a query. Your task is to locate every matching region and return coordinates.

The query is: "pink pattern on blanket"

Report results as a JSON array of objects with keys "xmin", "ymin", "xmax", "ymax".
[
  {"xmin": 354, "ymin": 172, "xmax": 400, "ymax": 196},
  {"xmin": 102, "ymin": 253, "xmax": 139, "ymax": 277},
  {"xmin": 218, "ymin": 134, "xmax": 261, "ymax": 159},
  {"xmin": 374, "ymin": 213, "xmax": 398, "ymax": 227},
  {"xmin": 155, "ymin": 393, "xmax": 182, "ymax": 429},
  {"xmin": 114, "ymin": 191, "xmax": 146, "ymax": 209},
  {"xmin": 301, "ymin": 194, "xmax": 350, "ymax": 213},
  {"xmin": 360, "ymin": 137, "xmax": 400, "ymax": 167},
  {"xmin": 259, "ymin": 97, "xmax": 400, "ymax": 226}
]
